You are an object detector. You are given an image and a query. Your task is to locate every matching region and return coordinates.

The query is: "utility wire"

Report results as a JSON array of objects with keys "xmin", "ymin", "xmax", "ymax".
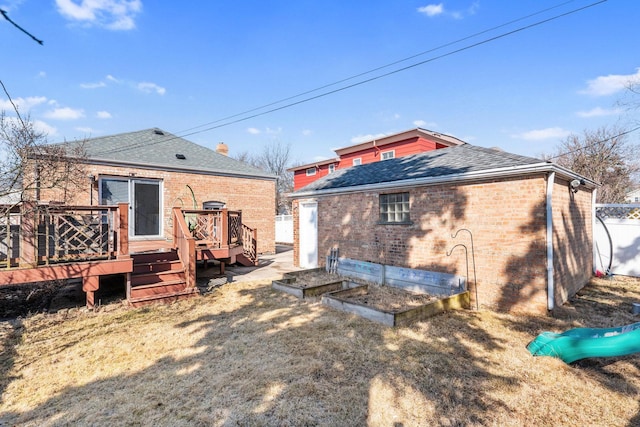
[
  {"xmin": 547, "ymin": 125, "xmax": 640, "ymax": 160},
  {"xmin": 90, "ymin": 0, "xmax": 607, "ymax": 156},
  {"xmin": 176, "ymin": 0, "xmax": 581, "ymax": 135},
  {"xmin": 1, "ymin": 9, "xmax": 43, "ymax": 45}
]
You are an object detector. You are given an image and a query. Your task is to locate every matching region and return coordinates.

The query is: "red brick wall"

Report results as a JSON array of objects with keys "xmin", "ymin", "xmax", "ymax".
[
  {"xmin": 552, "ymin": 177, "xmax": 593, "ymax": 306},
  {"xmin": 293, "ymin": 174, "xmax": 593, "ymax": 314},
  {"xmin": 40, "ymin": 164, "xmax": 276, "ymax": 254}
]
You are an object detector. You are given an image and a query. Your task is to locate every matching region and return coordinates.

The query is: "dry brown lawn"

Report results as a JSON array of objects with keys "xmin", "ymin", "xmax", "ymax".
[{"xmin": 1, "ymin": 275, "xmax": 639, "ymax": 426}]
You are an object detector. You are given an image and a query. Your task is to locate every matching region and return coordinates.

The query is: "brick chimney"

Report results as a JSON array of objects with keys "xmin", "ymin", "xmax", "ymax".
[{"xmin": 216, "ymin": 142, "xmax": 229, "ymax": 156}]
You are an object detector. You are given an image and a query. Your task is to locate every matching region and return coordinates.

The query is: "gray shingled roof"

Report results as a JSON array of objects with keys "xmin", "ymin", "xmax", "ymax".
[
  {"xmin": 294, "ymin": 144, "xmax": 545, "ymax": 193},
  {"xmin": 59, "ymin": 128, "xmax": 275, "ymax": 180}
]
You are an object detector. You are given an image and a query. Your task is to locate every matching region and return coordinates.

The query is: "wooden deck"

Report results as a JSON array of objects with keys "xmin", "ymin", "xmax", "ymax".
[{"xmin": 0, "ymin": 203, "xmax": 258, "ymax": 308}]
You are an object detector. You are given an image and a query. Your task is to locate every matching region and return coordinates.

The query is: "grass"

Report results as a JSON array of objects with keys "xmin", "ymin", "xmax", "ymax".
[{"xmin": 1, "ymin": 275, "xmax": 639, "ymax": 426}]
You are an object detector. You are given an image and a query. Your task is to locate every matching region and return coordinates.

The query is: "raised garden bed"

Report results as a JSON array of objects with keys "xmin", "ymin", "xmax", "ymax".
[
  {"xmin": 322, "ymin": 284, "xmax": 470, "ymax": 327},
  {"xmin": 272, "ymin": 269, "xmax": 357, "ymax": 298}
]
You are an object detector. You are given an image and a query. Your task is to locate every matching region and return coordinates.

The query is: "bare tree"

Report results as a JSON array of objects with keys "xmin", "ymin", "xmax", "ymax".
[
  {"xmin": 548, "ymin": 126, "xmax": 639, "ymax": 203},
  {"xmin": 1, "ymin": 112, "xmax": 88, "ymax": 206},
  {"xmin": 235, "ymin": 140, "xmax": 294, "ymax": 214}
]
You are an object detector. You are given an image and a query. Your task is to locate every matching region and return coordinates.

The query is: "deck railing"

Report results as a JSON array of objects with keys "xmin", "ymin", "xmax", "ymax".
[
  {"xmin": 181, "ymin": 208, "xmax": 243, "ymax": 248},
  {"xmin": 172, "ymin": 207, "xmax": 196, "ymax": 289},
  {"xmin": 0, "ymin": 202, "xmax": 129, "ymax": 269}
]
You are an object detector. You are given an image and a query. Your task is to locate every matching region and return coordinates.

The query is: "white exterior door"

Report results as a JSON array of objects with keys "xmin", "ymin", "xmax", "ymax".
[{"xmin": 299, "ymin": 201, "xmax": 318, "ymax": 269}]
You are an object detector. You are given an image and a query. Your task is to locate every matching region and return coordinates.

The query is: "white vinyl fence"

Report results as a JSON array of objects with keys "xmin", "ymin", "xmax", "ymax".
[
  {"xmin": 594, "ymin": 204, "xmax": 640, "ymax": 277},
  {"xmin": 275, "ymin": 214, "xmax": 293, "ymax": 244}
]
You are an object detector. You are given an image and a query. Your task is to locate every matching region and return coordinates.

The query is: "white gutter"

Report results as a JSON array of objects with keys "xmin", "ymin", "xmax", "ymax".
[
  {"xmin": 292, "ymin": 162, "xmax": 595, "ymax": 199},
  {"xmin": 546, "ymin": 171, "xmax": 555, "ymax": 311}
]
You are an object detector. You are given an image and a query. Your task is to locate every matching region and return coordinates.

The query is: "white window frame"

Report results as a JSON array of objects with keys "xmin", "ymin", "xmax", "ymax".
[
  {"xmin": 352, "ymin": 158, "xmax": 362, "ymax": 166},
  {"xmin": 328, "ymin": 164, "xmax": 335, "ymax": 174},
  {"xmin": 306, "ymin": 167, "xmax": 317, "ymax": 176},
  {"xmin": 381, "ymin": 150, "xmax": 395, "ymax": 160}
]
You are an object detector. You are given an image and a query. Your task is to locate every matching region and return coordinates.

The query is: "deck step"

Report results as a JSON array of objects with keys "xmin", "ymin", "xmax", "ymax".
[
  {"xmin": 133, "ymin": 259, "xmax": 183, "ymax": 274},
  {"xmin": 131, "ymin": 269, "xmax": 185, "ymax": 286},
  {"xmin": 128, "ymin": 288, "xmax": 199, "ymax": 307},
  {"xmin": 129, "ymin": 280, "xmax": 189, "ymax": 299}
]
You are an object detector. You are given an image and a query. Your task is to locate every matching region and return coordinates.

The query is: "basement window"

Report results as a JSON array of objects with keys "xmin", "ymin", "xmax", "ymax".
[{"xmin": 379, "ymin": 192, "xmax": 410, "ymax": 224}]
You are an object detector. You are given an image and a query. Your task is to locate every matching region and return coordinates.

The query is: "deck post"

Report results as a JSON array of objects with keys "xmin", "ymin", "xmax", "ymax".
[
  {"xmin": 83, "ymin": 275, "xmax": 99, "ymax": 308},
  {"xmin": 117, "ymin": 203, "xmax": 129, "ymax": 257},
  {"xmin": 221, "ymin": 208, "xmax": 229, "ymax": 247},
  {"xmin": 19, "ymin": 201, "xmax": 38, "ymax": 268}
]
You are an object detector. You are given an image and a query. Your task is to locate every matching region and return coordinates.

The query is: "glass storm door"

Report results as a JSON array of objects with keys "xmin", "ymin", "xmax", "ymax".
[
  {"xmin": 100, "ymin": 178, "xmax": 162, "ymax": 238},
  {"xmin": 132, "ymin": 180, "xmax": 161, "ymax": 237}
]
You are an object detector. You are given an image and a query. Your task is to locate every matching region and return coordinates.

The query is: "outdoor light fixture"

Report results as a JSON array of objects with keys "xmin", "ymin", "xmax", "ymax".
[{"xmin": 570, "ymin": 179, "xmax": 585, "ymax": 193}]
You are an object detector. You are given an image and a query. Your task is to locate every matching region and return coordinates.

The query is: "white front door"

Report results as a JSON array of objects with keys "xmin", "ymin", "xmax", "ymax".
[{"xmin": 299, "ymin": 201, "xmax": 318, "ymax": 269}]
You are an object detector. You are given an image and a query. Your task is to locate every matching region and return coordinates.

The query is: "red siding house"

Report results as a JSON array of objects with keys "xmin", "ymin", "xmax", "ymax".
[{"xmin": 290, "ymin": 128, "xmax": 465, "ymax": 190}]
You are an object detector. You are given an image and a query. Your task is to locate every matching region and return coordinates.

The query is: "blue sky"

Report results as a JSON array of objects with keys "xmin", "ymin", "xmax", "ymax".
[{"xmin": 1, "ymin": 0, "xmax": 638, "ymax": 165}]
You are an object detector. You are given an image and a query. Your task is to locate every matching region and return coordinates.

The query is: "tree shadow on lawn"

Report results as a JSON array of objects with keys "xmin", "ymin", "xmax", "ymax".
[{"xmin": 0, "ymin": 282, "xmax": 517, "ymax": 426}]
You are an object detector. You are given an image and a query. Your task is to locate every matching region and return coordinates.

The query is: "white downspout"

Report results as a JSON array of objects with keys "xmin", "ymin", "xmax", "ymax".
[
  {"xmin": 591, "ymin": 187, "xmax": 598, "ymax": 274},
  {"xmin": 546, "ymin": 172, "xmax": 555, "ymax": 311}
]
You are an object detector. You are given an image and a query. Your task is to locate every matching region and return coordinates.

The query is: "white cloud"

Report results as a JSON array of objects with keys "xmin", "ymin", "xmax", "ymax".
[
  {"xmin": 580, "ymin": 68, "xmax": 640, "ymax": 96},
  {"xmin": 301, "ymin": 129, "xmax": 312, "ymax": 136},
  {"xmin": 418, "ymin": 2, "xmax": 478, "ymax": 19},
  {"xmin": 137, "ymin": 82, "xmax": 166, "ymax": 95},
  {"xmin": 106, "ymin": 74, "xmax": 119, "ymax": 83},
  {"xmin": 413, "ymin": 119, "xmax": 438, "ymax": 128},
  {"xmin": 418, "ymin": 4, "xmax": 444, "ymax": 17},
  {"xmin": 44, "ymin": 107, "xmax": 85, "ymax": 120},
  {"xmin": 33, "ymin": 120, "xmax": 57, "ymax": 136},
  {"xmin": 80, "ymin": 81, "xmax": 107, "ymax": 89},
  {"xmin": 75, "ymin": 126, "xmax": 96, "ymax": 134},
  {"xmin": 0, "ymin": 96, "xmax": 48, "ymax": 113},
  {"xmin": 55, "ymin": 0, "xmax": 142, "ymax": 31},
  {"xmin": 576, "ymin": 107, "xmax": 622, "ymax": 118},
  {"xmin": 96, "ymin": 110, "xmax": 112, "ymax": 119},
  {"xmin": 37, "ymin": 71, "xmax": 46, "ymax": 78},
  {"xmin": 350, "ymin": 133, "xmax": 389, "ymax": 144},
  {"xmin": 512, "ymin": 127, "xmax": 571, "ymax": 141},
  {"xmin": 266, "ymin": 127, "xmax": 282, "ymax": 135},
  {"xmin": 247, "ymin": 127, "xmax": 261, "ymax": 135}
]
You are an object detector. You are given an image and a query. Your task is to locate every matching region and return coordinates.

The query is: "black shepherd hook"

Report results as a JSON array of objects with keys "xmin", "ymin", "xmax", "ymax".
[
  {"xmin": 446, "ymin": 243, "xmax": 469, "ymax": 298},
  {"xmin": 451, "ymin": 228, "xmax": 479, "ymax": 310}
]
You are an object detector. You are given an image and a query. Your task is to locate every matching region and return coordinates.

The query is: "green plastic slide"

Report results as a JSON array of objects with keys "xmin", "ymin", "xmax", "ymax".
[{"xmin": 527, "ymin": 322, "xmax": 640, "ymax": 364}]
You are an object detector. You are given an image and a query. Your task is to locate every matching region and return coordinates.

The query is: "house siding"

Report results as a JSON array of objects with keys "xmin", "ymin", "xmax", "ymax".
[
  {"xmin": 293, "ymin": 174, "xmax": 589, "ymax": 314},
  {"xmin": 39, "ymin": 164, "xmax": 276, "ymax": 254},
  {"xmin": 551, "ymin": 177, "xmax": 593, "ymax": 306}
]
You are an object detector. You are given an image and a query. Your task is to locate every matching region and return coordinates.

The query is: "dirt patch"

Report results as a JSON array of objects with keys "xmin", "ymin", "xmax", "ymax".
[
  {"xmin": 282, "ymin": 270, "xmax": 345, "ymax": 288},
  {"xmin": 0, "ymin": 281, "xmax": 66, "ymax": 319},
  {"xmin": 340, "ymin": 285, "xmax": 436, "ymax": 313}
]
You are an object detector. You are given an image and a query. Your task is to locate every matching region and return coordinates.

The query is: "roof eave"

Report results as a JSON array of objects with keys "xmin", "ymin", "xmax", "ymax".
[
  {"xmin": 82, "ymin": 158, "xmax": 277, "ymax": 181},
  {"xmin": 290, "ymin": 163, "xmax": 596, "ymax": 199}
]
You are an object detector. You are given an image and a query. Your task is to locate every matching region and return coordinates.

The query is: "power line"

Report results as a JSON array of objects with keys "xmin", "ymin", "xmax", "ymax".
[
  {"xmin": 547, "ymin": 125, "xmax": 640, "ymax": 160},
  {"xmin": 92, "ymin": 0, "xmax": 608, "ymax": 156},
  {"xmin": 1, "ymin": 9, "xmax": 43, "ymax": 45},
  {"xmin": 175, "ymin": 0, "xmax": 582, "ymax": 135}
]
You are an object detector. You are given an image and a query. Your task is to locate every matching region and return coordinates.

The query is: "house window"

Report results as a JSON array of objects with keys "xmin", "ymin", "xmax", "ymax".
[
  {"xmin": 379, "ymin": 192, "xmax": 410, "ymax": 223},
  {"xmin": 353, "ymin": 158, "xmax": 362, "ymax": 166},
  {"xmin": 306, "ymin": 168, "xmax": 316, "ymax": 176},
  {"xmin": 328, "ymin": 164, "xmax": 335, "ymax": 174},
  {"xmin": 381, "ymin": 150, "xmax": 395, "ymax": 160}
]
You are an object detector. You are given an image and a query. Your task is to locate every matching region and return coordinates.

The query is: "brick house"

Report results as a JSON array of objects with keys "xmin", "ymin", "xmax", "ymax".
[
  {"xmin": 289, "ymin": 128, "xmax": 465, "ymax": 190},
  {"xmin": 42, "ymin": 128, "xmax": 277, "ymax": 254},
  {"xmin": 290, "ymin": 143, "xmax": 596, "ymax": 314}
]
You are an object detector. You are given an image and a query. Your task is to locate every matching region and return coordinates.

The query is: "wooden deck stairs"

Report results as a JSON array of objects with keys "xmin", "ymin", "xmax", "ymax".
[{"xmin": 128, "ymin": 250, "xmax": 198, "ymax": 307}]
